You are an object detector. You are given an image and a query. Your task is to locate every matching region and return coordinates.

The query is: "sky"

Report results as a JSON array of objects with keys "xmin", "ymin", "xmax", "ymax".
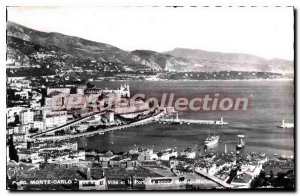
[{"xmin": 7, "ymin": 6, "xmax": 294, "ymax": 60}]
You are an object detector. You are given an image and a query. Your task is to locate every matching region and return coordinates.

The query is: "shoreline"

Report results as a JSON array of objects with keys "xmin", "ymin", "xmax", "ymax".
[{"xmin": 94, "ymin": 78, "xmax": 294, "ymax": 82}]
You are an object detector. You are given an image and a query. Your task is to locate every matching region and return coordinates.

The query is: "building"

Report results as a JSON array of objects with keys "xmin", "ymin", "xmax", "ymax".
[
  {"xmin": 8, "ymin": 80, "xmax": 31, "ymax": 89},
  {"xmin": 43, "ymin": 110, "xmax": 68, "ymax": 129},
  {"xmin": 17, "ymin": 150, "xmax": 39, "ymax": 161},
  {"xmin": 231, "ymin": 172, "xmax": 253, "ymax": 188},
  {"xmin": 7, "ymin": 76, "xmax": 26, "ymax": 83},
  {"xmin": 17, "ymin": 124, "xmax": 32, "ymax": 134},
  {"xmin": 15, "ymin": 91, "xmax": 29, "ymax": 99},
  {"xmin": 105, "ymin": 112, "xmax": 114, "ymax": 123},
  {"xmin": 47, "ymin": 87, "xmax": 71, "ymax": 96},
  {"xmin": 180, "ymin": 148, "xmax": 196, "ymax": 159},
  {"xmin": 195, "ymin": 161, "xmax": 217, "ymax": 176},
  {"xmin": 239, "ymin": 161, "xmax": 263, "ymax": 177},
  {"xmin": 19, "ymin": 109, "xmax": 34, "ymax": 125},
  {"xmin": 6, "ymin": 107, "xmax": 26, "ymax": 124},
  {"xmin": 13, "ymin": 166, "xmax": 107, "ymax": 190},
  {"xmin": 137, "ymin": 149, "xmax": 158, "ymax": 161},
  {"xmin": 32, "ymin": 121, "xmax": 44, "ymax": 131},
  {"xmin": 45, "ymin": 84, "xmax": 130, "ymax": 111},
  {"xmin": 158, "ymin": 149, "xmax": 178, "ymax": 161}
]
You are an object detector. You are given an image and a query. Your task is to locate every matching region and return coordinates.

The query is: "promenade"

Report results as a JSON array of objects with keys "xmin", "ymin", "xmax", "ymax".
[{"xmin": 35, "ymin": 110, "xmax": 165, "ymax": 142}]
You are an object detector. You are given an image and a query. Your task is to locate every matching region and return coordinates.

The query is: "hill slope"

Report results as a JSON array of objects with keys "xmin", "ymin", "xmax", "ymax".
[
  {"xmin": 165, "ymin": 48, "xmax": 293, "ymax": 73},
  {"xmin": 7, "ymin": 21, "xmax": 190, "ymax": 71},
  {"xmin": 7, "ymin": 21, "xmax": 293, "ymax": 73}
]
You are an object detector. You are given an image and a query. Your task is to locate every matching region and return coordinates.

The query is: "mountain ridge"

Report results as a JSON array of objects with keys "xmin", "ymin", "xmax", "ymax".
[{"xmin": 7, "ymin": 21, "xmax": 293, "ymax": 73}]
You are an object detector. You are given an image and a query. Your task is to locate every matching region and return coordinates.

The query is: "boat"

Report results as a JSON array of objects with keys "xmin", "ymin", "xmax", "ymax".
[
  {"xmin": 277, "ymin": 119, "xmax": 294, "ymax": 128},
  {"xmin": 172, "ymin": 112, "xmax": 181, "ymax": 124},
  {"xmin": 258, "ymin": 152, "xmax": 266, "ymax": 157},
  {"xmin": 205, "ymin": 126, "xmax": 219, "ymax": 147},
  {"xmin": 236, "ymin": 135, "xmax": 245, "ymax": 150}
]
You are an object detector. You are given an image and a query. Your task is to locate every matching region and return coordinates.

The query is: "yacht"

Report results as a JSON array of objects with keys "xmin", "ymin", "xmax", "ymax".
[{"xmin": 205, "ymin": 126, "xmax": 219, "ymax": 147}]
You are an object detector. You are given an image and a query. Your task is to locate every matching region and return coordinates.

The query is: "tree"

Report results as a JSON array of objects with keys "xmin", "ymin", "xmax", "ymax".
[
  {"xmin": 86, "ymin": 82, "xmax": 94, "ymax": 88},
  {"xmin": 29, "ymin": 128, "xmax": 39, "ymax": 134},
  {"xmin": 14, "ymin": 115, "xmax": 20, "ymax": 125}
]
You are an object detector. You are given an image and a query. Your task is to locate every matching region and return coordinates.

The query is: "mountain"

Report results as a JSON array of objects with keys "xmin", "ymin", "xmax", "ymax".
[
  {"xmin": 7, "ymin": 21, "xmax": 293, "ymax": 74},
  {"xmin": 7, "ymin": 21, "xmax": 133, "ymax": 64},
  {"xmin": 131, "ymin": 50, "xmax": 197, "ymax": 71},
  {"xmin": 7, "ymin": 21, "xmax": 189, "ymax": 72},
  {"xmin": 165, "ymin": 48, "xmax": 293, "ymax": 73}
]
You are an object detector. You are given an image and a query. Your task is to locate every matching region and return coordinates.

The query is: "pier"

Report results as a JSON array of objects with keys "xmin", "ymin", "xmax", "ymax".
[{"xmin": 157, "ymin": 113, "xmax": 228, "ymax": 125}]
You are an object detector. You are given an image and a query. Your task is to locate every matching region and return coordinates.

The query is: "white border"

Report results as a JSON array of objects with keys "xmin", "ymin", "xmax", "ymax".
[{"xmin": 0, "ymin": 1, "xmax": 298, "ymax": 195}]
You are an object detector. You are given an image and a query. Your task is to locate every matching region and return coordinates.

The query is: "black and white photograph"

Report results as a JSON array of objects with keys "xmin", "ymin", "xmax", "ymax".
[{"xmin": 5, "ymin": 5, "xmax": 295, "ymax": 191}]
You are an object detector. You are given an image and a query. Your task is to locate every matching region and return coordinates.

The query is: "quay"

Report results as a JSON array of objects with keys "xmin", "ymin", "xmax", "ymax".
[
  {"xmin": 35, "ymin": 110, "xmax": 165, "ymax": 142},
  {"xmin": 157, "ymin": 116, "xmax": 228, "ymax": 125}
]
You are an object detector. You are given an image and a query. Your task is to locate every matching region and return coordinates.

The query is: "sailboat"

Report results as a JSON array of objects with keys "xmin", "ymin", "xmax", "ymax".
[
  {"xmin": 204, "ymin": 125, "xmax": 219, "ymax": 147},
  {"xmin": 236, "ymin": 135, "xmax": 245, "ymax": 150}
]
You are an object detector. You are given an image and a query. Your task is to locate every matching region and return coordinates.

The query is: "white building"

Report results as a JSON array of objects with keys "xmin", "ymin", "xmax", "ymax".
[
  {"xmin": 239, "ymin": 162, "xmax": 263, "ymax": 178},
  {"xmin": 19, "ymin": 109, "xmax": 34, "ymax": 125},
  {"xmin": 9, "ymin": 80, "xmax": 31, "ymax": 89},
  {"xmin": 138, "ymin": 149, "xmax": 158, "ymax": 161},
  {"xmin": 47, "ymin": 87, "xmax": 71, "ymax": 96},
  {"xmin": 43, "ymin": 110, "xmax": 68, "ymax": 129},
  {"xmin": 18, "ymin": 124, "xmax": 32, "ymax": 134},
  {"xmin": 32, "ymin": 121, "xmax": 44, "ymax": 131},
  {"xmin": 6, "ymin": 107, "xmax": 26, "ymax": 124},
  {"xmin": 105, "ymin": 112, "xmax": 114, "ymax": 123},
  {"xmin": 18, "ymin": 150, "xmax": 39, "ymax": 161},
  {"xmin": 15, "ymin": 91, "xmax": 29, "ymax": 99},
  {"xmin": 159, "ymin": 149, "xmax": 178, "ymax": 161},
  {"xmin": 44, "ymin": 115, "xmax": 67, "ymax": 129},
  {"xmin": 180, "ymin": 149, "xmax": 196, "ymax": 159}
]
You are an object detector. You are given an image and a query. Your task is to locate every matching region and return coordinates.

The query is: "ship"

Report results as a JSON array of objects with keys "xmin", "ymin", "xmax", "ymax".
[
  {"xmin": 277, "ymin": 119, "xmax": 294, "ymax": 128},
  {"xmin": 171, "ymin": 112, "xmax": 182, "ymax": 125},
  {"xmin": 204, "ymin": 126, "xmax": 219, "ymax": 147},
  {"xmin": 236, "ymin": 135, "xmax": 245, "ymax": 150}
]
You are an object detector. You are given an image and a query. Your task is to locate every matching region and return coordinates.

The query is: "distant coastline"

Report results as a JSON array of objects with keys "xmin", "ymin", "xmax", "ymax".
[
  {"xmin": 94, "ymin": 77, "xmax": 294, "ymax": 82},
  {"xmin": 144, "ymin": 78, "xmax": 294, "ymax": 82}
]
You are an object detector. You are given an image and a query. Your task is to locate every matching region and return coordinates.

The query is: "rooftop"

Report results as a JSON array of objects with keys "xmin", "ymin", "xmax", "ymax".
[{"xmin": 232, "ymin": 173, "xmax": 252, "ymax": 184}]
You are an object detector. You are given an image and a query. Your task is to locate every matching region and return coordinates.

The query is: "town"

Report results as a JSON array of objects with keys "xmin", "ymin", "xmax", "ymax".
[{"xmin": 6, "ymin": 76, "xmax": 294, "ymax": 190}]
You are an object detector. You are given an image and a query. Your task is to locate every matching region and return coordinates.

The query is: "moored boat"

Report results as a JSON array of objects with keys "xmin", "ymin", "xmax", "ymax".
[
  {"xmin": 205, "ymin": 126, "xmax": 219, "ymax": 147},
  {"xmin": 236, "ymin": 134, "xmax": 245, "ymax": 149},
  {"xmin": 205, "ymin": 135, "xmax": 220, "ymax": 147}
]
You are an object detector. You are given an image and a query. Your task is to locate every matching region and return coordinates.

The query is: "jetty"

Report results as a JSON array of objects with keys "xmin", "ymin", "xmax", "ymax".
[{"xmin": 157, "ymin": 113, "xmax": 228, "ymax": 125}]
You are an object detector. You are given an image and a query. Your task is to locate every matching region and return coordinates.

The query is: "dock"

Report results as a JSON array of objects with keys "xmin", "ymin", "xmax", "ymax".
[{"xmin": 157, "ymin": 115, "xmax": 228, "ymax": 125}]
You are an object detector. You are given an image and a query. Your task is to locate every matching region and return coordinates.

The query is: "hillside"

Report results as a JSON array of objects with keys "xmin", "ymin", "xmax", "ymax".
[
  {"xmin": 165, "ymin": 48, "xmax": 293, "ymax": 73},
  {"xmin": 7, "ymin": 21, "xmax": 293, "ymax": 75},
  {"xmin": 7, "ymin": 21, "xmax": 187, "ymax": 72}
]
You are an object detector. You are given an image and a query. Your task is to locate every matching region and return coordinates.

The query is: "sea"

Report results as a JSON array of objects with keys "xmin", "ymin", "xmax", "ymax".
[{"xmin": 74, "ymin": 80, "xmax": 294, "ymax": 157}]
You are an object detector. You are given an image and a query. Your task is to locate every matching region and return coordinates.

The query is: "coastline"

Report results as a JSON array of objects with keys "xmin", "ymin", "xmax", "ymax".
[{"xmin": 94, "ymin": 78, "xmax": 294, "ymax": 82}]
